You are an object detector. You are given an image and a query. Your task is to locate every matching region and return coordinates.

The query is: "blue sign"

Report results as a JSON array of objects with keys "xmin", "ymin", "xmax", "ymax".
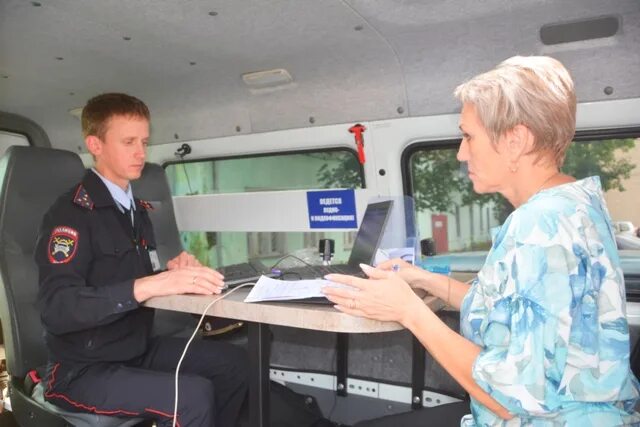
[{"xmin": 307, "ymin": 189, "xmax": 357, "ymax": 229}]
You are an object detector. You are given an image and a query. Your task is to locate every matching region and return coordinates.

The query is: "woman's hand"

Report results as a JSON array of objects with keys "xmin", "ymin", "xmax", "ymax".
[
  {"xmin": 376, "ymin": 258, "xmax": 428, "ymax": 290},
  {"xmin": 322, "ymin": 263, "xmax": 427, "ymax": 324}
]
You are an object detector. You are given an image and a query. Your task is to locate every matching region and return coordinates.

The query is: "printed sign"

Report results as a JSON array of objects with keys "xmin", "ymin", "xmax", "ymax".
[{"xmin": 307, "ymin": 189, "xmax": 357, "ymax": 229}]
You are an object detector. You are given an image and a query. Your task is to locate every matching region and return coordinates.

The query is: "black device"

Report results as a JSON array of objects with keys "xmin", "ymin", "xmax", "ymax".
[
  {"xmin": 218, "ymin": 259, "xmax": 277, "ymax": 289},
  {"xmin": 319, "ymin": 238, "xmax": 335, "ymax": 263},
  {"xmin": 420, "ymin": 237, "xmax": 437, "ymax": 256}
]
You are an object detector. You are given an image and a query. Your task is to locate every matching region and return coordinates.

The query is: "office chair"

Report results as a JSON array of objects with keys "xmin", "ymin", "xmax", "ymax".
[{"xmin": 0, "ymin": 146, "xmax": 144, "ymax": 426}]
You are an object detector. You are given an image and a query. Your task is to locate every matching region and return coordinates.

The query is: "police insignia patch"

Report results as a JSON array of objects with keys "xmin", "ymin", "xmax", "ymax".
[{"xmin": 48, "ymin": 226, "xmax": 79, "ymax": 264}]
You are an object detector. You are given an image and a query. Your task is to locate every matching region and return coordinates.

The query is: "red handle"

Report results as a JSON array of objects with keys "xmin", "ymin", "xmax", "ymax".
[{"xmin": 348, "ymin": 124, "xmax": 366, "ymax": 165}]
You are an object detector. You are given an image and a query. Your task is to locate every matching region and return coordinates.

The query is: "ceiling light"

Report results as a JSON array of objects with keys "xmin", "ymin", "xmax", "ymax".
[
  {"xmin": 242, "ymin": 68, "xmax": 293, "ymax": 89},
  {"xmin": 68, "ymin": 107, "xmax": 83, "ymax": 119}
]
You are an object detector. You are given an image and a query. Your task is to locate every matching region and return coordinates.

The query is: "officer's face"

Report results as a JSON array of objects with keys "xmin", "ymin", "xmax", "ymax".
[{"xmin": 88, "ymin": 115, "xmax": 149, "ymax": 190}]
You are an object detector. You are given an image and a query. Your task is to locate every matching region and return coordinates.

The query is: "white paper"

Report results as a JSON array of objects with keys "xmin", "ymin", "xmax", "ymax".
[{"xmin": 244, "ymin": 275, "xmax": 353, "ymax": 303}]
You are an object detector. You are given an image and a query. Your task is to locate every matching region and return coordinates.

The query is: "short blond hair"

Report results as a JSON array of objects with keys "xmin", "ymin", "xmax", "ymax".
[
  {"xmin": 81, "ymin": 93, "xmax": 150, "ymax": 140},
  {"xmin": 454, "ymin": 56, "xmax": 576, "ymax": 167}
]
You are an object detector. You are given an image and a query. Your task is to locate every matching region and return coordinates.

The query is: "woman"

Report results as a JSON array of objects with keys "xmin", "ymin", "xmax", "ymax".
[{"xmin": 323, "ymin": 56, "xmax": 640, "ymax": 426}]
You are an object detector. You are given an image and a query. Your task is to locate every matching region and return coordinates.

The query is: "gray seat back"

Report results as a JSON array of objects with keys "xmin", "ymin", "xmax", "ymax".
[
  {"xmin": 132, "ymin": 162, "xmax": 183, "ymax": 266},
  {"xmin": 132, "ymin": 162, "xmax": 198, "ymax": 337},
  {"xmin": 0, "ymin": 146, "xmax": 85, "ymax": 378},
  {"xmin": 0, "ymin": 146, "xmax": 146, "ymax": 427}
]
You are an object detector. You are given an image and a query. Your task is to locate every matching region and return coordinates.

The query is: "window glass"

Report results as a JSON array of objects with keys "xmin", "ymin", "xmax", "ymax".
[
  {"xmin": 165, "ymin": 150, "xmax": 364, "ymax": 268},
  {"xmin": 0, "ymin": 131, "xmax": 29, "ymax": 157},
  {"xmin": 408, "ymin": 136, "xmax": 640, "ymax": 277},
  {"xmin": 166, "ymin": 151, "xmax": 362, "ymax": 196}
]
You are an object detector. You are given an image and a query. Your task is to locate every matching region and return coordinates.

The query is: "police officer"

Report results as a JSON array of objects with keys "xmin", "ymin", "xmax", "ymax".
[{"xmin": 35, "ymin": 93, "xmax": 248, "ymax": 426}]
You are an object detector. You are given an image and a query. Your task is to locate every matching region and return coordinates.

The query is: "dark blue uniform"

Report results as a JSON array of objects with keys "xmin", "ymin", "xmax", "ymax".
[{"xmin": 35, "ymin": 170, "xmax": 248, "ymax": 426}]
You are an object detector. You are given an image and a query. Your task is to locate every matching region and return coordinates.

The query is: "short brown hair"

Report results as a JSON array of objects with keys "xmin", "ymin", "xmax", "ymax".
[
  {"xmin": 454, "ymin": 56, "xmax": 576, "ymax": 167},
  {"xmin": 81, "ymin": 93, "xmax": 150, "ymax": 139}
]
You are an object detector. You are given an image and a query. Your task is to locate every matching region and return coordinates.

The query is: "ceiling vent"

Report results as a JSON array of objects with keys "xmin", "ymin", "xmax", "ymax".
[
  {"xmin": 242, "ymin": 68, "xmax": 293, "ymax": 89},
  {"xmin": 540, "ymin": 16, "xmax": 619, "ymax": 45}
]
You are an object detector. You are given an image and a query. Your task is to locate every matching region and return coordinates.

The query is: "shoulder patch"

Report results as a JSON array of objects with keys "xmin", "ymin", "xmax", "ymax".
[
  {"xmin": 73, "ymin": 185, "xmax": 94, "ymax": 210},
  {"xmin": 48, "ymin": 226, "xmax": 79, "ymax": 264},
  {"xmin": 138, "ymin": 200, "xmax": 154, "ymax": 211}
]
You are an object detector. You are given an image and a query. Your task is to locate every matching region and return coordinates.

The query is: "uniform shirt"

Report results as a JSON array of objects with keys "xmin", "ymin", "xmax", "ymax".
[
  {"xmin": 91, "ymin": 167, "xmax": 135, "ymax": 213},
  {"xmin": 460, "ymin": 176, "xmax": 640, "ymax": 426},
  {"xmin": 35, "ymin": 170, "xmax": 157, "ymax": 364}
]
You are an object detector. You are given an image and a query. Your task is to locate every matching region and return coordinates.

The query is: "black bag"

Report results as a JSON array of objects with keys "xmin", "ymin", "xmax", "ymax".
[
  {"xmin": 238, "ymin": 381, "xmax": 336, "ymax": 427},
  {"xmin": 271, "ymin": 381, "xmax": 334, "ymax": 427}
]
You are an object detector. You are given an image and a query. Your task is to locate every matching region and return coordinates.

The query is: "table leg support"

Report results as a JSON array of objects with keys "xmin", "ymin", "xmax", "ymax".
[
  {"xmin": 336, "ymin": 332, "xmax": 349, "ymax": 396},
  {"xmin": 411, "ymin": 335, "xmax": 425, "ymax": 409},
  {"xmin": 248, "ymin": 322, "xmax": 271, "ymax": 427}
]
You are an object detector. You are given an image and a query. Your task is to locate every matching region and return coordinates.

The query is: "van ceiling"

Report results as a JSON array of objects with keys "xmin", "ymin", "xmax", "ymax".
[{"xmin": 1, "ymin": 0, "xmax": 638, "ymax": 152}]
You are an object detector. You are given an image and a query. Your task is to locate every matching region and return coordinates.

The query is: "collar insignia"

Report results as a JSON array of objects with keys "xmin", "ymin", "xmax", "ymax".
[
  {"xmin": 73, "ymin": 185, "xmax": 94, "ymax": 210},
  {"xmin": 139, "ymin": 200, "xmax": 154, "ymax": 211}
]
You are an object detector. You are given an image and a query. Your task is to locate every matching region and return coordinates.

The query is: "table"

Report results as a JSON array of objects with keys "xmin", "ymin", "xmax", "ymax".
[{"xmin": 146, "ymin": 288, "xmax": 443, "ymax": 427}]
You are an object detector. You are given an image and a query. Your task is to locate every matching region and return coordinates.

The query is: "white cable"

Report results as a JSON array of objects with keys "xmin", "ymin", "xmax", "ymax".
[{"xmin": 172, "ymin": 283, "xmax": 254, "ymax": 427}]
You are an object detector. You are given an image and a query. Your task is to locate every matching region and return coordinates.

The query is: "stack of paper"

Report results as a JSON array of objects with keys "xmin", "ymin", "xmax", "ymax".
[{"xmin": 244, "ymin": 276, "xmax": 353, "ymax": 303}]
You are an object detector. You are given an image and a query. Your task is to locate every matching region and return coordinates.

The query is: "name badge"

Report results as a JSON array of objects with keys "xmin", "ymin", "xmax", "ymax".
[{"xmin": 148, "ymin": 249, "xmax": 162, "ymax": 272}]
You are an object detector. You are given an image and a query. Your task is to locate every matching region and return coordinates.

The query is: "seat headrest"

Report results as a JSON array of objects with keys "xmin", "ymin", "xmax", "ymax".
[
  {"xmin": 132, "ymin": 162, "xmax": 173, "ymax": 201},
  {"xmin": 131, "ymin": 162, "xmax": 183, "ymax": 267}
]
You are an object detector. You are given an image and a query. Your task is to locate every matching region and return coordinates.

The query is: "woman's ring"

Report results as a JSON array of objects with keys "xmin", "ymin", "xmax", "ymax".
[{"xmin": 192, "ymin": 275, "xmax": 197, "ymax": 285}]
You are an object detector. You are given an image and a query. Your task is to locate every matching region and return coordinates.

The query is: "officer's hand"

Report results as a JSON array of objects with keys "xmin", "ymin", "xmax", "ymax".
[
  {"xmin": 167, "ymin": 251, "xmax": 202, "ymax": 269},
  {"xmin": 133, "ymin": 266, "xmax": 225, "ymax": 302}
]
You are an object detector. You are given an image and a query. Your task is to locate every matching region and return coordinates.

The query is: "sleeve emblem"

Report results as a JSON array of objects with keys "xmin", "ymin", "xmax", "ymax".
[{"xmin": 48, "ymin": 226, "xmax": 79, "ymax": 264}]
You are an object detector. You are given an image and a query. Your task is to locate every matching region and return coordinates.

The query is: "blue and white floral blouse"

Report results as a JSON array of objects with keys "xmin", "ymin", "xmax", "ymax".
[{"xmin": 460, "ymin": 176, "xmax": 640, "ymax": 426}]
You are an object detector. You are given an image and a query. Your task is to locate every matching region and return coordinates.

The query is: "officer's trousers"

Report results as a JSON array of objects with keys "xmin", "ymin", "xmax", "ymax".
[{"xmin": 43, "ymin": 336, "xmax": 249, "ymax": 427}]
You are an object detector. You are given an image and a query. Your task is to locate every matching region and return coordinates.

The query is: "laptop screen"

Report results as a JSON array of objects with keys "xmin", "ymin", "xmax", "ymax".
[{"xmin": 347, "ymin": 200, "xmax": 394, "ymax": 266}]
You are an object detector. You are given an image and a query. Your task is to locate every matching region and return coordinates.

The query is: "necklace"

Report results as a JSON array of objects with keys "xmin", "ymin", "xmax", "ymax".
[{"xmin": 535, "ymin": 172, "xmax": 559, "ymax": 195}]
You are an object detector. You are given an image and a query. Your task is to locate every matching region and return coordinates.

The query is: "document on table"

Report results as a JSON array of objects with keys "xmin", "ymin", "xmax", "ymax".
[{"xmin": 244, "ymin": 275, "xmax": 353, "ymax": 303}]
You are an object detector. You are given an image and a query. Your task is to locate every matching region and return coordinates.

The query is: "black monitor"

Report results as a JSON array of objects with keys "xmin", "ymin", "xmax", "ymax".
[{"xmin": 347, "ymin": 200, "xmax": 394, "ymax": 266}]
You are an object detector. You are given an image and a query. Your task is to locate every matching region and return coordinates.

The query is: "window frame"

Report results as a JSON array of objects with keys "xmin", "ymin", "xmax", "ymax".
[{"xmin": 163, "ymin": 146, "xmax": 366, "ymax": 190}]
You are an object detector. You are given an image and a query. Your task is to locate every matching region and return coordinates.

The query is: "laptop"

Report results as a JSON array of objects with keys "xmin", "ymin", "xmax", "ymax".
[{"xmin": 283, "ymin": 199, "xmax": 394, "ymax": 280}]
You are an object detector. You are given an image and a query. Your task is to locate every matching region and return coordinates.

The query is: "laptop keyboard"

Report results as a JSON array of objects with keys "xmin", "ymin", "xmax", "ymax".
[
  {"xmin": 218, "ymin": 262, "xmax": 268, "ymax": 287},
  {"xmin": 282, "ymin": 264, "xmax": 365, "ymax": 279}
]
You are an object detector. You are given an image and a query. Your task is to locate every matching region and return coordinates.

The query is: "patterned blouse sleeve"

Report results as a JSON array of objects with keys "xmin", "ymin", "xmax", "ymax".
[{"xmin": 470, "ymin": 206, "xmax": 632, "ymax": 417}]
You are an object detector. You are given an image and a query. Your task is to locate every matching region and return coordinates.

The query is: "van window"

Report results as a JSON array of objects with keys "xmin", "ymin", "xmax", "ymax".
[
  {"xmin": 165, "ymin": 150, "xmax": 363, "ymax": 267},
  {"xmin": 0, "ymin": 131, "xmax": 29, "ymax": 158},
  {"xmin": 407, "ymin": 135, "xmax": 640, "ymax": 274}
]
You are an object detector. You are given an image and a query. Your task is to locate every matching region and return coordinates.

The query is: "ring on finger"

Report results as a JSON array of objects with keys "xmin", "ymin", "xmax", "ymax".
[
  {"xmin": 351, "ymin": 298, "xmax": 357, "ymax": 309},
  {"xmin": 192, "ymin": 275, "xmax": 197, "ymax": 285}
]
